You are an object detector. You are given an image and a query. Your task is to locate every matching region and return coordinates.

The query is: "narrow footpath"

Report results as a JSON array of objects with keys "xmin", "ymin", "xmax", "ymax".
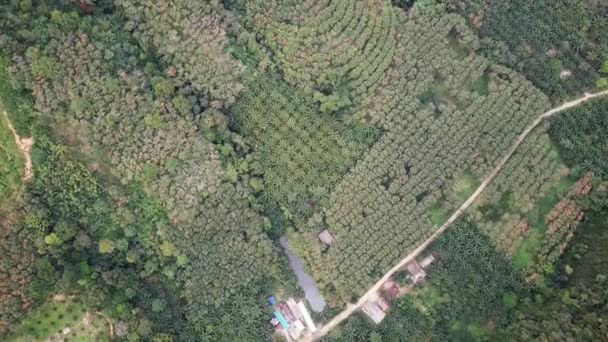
[
  {"xmin": 2, "ymin": 110, "xmax": 33, "ymax": 181},
  {"xmin": 305, "ymin": 90, "xmax": 608, "ymax": 341}
]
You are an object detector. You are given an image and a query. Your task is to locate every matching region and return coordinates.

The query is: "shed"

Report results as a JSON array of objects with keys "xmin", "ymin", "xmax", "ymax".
[
  {"xmin": 420, "ymin": 254, "xmax": 436, "ymax": 269},
  {"xmin": 289, "ymin": 320, "xmax": 305, "ymax": 339},
  {"xmin": 362, "ymin": 301, "xmax": 386, "ymax": 324},
  {"xmin": 297, "ymin": 301, "xmax": 317, "ymax": 333},
  {"xmin": 406, "ymin": 261, "xmax": 426, "ymax": 284},
  {"xmin": 273, "ymin": 311, "xmax": 289, "ymax": 329},
  {"xmin": 318, "ymin": 229, "xmax": 336, "ymax": 245},
  {"xmin": 287, "ymin": 299, "xmax": 302, "ymax": 320}
]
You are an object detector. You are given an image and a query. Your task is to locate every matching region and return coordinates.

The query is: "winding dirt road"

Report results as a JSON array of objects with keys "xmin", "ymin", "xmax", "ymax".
[
  {"xmin": 2, "ymin": 110, "xmax": 33, "ymax": 181},
  {"xmin": 305, "ymin": 90, "xmax": 608, "ymax": 341}
]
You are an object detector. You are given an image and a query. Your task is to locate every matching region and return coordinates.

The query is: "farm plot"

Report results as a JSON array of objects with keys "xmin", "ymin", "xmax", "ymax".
[
  {"xmin": 9, "ymin": 297, "xmax": 111, "ymax": 341},
  {"xmin": 470, "ymin": 130, "xmax": 569, "ymax": 256},
  {"xmin": 246, "ymin": 0, "xmax": 397, "ymax": 112},
  {"xmin": 470, "ymin": 109, "xmax": 601, "ymax": 279},
  {"xmin": 290, "ymin": 12, "xmax": 548, "ymax": 303},
  {"xmin": 232, "ymin": 77, "xmax": 379, "ymax": 229}
]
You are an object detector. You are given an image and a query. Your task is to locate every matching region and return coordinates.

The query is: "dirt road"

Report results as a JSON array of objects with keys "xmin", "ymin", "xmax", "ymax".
[
  {"xmin": 2, "ymin": 111, "xmax": 33, "ymax": 181},
  {"xmin": 305, "ymin": 90, "xmax": 608, "ymax": 341}
]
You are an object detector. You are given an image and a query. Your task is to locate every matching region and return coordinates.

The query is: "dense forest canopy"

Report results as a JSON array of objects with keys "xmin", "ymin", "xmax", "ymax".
[{"xmin": 0, "ymin": 0, "xmax": 607, "ymax": 341}]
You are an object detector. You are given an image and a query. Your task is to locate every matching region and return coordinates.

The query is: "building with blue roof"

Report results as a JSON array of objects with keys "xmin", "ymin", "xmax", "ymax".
[{"xmin": 273, "ymin": 311, "xmax": 289, "ymax": 330}]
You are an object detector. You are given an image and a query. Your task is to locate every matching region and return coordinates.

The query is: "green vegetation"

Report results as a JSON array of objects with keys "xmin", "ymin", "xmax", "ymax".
[
  {"xmin": 323, "ymin": 219, "xmax": 527, "ymax": 341},
  {"xmin": 549, "ymin": 97, "xmax": 608, "ymax": 178},
  {"xmin": 424, "ymin": 220, "xmax": 526, "ymax": 339},
  {"xmin": 512, "ymin": 175, "xmax": 577, "ymax": 270},
  {"xmin": 0, "ymin": 108, "xmax": 24, "ymax": 208},
  {"xmin": 446, "ymin": 0, "xmax": 608, "ymax": 100},
  {"xmin": 561, "ymin": 185, "xmax": 608, "ymax": 285},
  {"xmin": 232, "ymin": 75, "xmax": 379, "ymax": 230},
  {"xmin": 244, "ymin": 0, "xmax": 397, "ymax": 112},
  {"xmin": 0, "ymin": 0, "xmax": 607, "ymax": 340},
  {"xmin": 10, "ymin": 298, "xmax": 109, "ymax": 341},
  {"xmin": 512, "ymin": 230, "xmax": 542, "ymax": 270},
  {"xmin": 429, "ymin": 202, "xmax": 450, "ymax": 226},
  {"xmin": 291, "ymin": 9, "xmax": 547, "ymax": 303},
  {"xmin": 0, "ymin": 55, "xmax": 34, "ymax": 137}
]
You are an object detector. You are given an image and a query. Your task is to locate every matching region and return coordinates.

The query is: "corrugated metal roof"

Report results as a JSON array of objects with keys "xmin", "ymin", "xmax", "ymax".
[
  {"xmin": 274, "ymin": 311, "xmax": 289, "ymax": 329},
  {"xmin": 297, "ymin": 301, "xmax": 317, "ymax": 333}
]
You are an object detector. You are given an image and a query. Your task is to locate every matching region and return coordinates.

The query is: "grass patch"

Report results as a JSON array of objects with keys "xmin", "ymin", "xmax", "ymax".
[
  {"xmin": 513, "ymin": 229, "xmax": 542, "ymax": 269},
  {"xmin": 429, "ymin": 201, "xmax": 451, "ymax": 226},
  {"xmin": 472, "ymin": 70, "xmax": 490, "ymax": 96},
  {"xmin": 418, "ymin": 82, "xmax": 449, "ymax": 108},
  {"xmin": 417, "ymin": 78, "xmax": 464, "ymax": 116},
  {"xmin": 451, "ymin": 171, "xmax": 481, "ymax": 203}
]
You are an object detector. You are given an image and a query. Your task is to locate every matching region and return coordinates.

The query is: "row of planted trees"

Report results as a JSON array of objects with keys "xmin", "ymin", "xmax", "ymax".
[
  {"xmin": 246, "ymin": 0, "xmax": 398, "ymax": 113},
  {"xmin": 446, "ymin": 0, "xmax": 608, "ymax": 100},
  {"xmin": 292, "ymin": 11, "xmax": 549, "ymax": 303}
]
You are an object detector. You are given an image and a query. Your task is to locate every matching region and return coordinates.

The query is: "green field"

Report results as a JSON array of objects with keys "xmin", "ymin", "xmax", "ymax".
[{"xmin": 9, "ymin": 297, "xmax": 110, "ymax": 342}]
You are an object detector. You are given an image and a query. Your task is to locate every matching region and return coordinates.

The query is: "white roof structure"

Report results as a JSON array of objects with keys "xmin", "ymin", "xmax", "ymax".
[
  {"xmin": 362, "ymin": 301, "xmax": 386, "ymax": 324},
  {"xmin": 420, "ymin": 254, "xmax": 436, "ymax": 269},
  {"xmin": 288, "ymin": 320, "xmax": 305, "ymax": 339},
  {"xmin": 287, "ymin": 299, "xmax": 302, "ymax": 320},
  {"xmin": 297, "ymin": 301, "xmax": 317, "ymax": 333},
  {"xmin": 318, "ymin": 229, "xmax": 336, "ymax": 245}
]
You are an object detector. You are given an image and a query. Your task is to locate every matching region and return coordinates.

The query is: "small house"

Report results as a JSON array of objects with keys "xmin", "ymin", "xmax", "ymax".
[
  {"xmin": 362, "ymin": 301, "xmax": 386, "ymax": 324},
  {"xmin": 420, "ymin": 254, "xmax": 436, "ymax": 269},
  {"xmin": 297, "ymin": 301, "xmax": 317, "ymax": 333}
]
